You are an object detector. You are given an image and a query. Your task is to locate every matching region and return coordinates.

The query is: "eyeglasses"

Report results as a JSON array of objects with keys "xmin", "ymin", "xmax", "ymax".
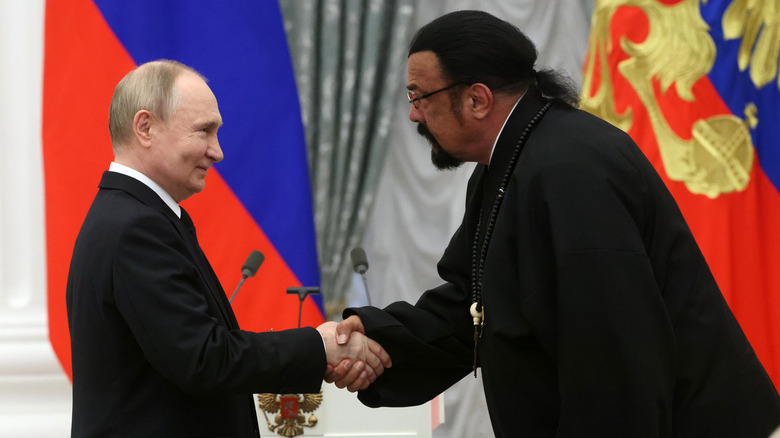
[{"xmin": 407, "ymin": 83, "xmax": 464, "ymax": 108}]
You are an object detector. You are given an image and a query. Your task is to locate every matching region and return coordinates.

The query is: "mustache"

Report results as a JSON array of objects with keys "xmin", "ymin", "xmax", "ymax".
[
  {"xmin": 417, "ymin": 123, "xmax": 437, "ymax": 145},
  {"xmin": 415, "ymin": 123, "xmax": 463, "ymax": 170}
]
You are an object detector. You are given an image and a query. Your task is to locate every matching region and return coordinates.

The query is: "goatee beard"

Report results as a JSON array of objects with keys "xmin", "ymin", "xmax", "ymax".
[{"xmin": 417, "ymin": 124, "xmax": 463, "ymax": 170}]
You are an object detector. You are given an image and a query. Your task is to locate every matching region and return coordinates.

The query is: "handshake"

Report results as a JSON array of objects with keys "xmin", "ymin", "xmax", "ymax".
[{"xmin": 316, "ymin": 316, "xmax": 390, "ymax": 392}]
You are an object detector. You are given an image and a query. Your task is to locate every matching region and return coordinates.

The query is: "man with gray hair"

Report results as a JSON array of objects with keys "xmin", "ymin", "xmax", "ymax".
[{"xmin": 66, "ymin": 59, "xmax": 390, "ymax": 437}]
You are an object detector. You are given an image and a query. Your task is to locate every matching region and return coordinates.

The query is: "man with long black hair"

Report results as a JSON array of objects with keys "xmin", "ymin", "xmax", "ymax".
[{"xmin": 328, "ymin": 10, "xmax": 780, "ymax": 437}]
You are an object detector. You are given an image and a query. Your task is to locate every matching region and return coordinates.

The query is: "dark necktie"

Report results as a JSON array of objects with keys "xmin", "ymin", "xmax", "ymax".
[
  {"xmin": 179, "ymin": 207, "xmax": 211, "ymax": 271},
  {"xmin": 179, "ymin": 207, "xmax": 237, "ymax": 328},
  {"xmin": 180, "ymin": 207, "xmax": 197, "ymax": 237}
]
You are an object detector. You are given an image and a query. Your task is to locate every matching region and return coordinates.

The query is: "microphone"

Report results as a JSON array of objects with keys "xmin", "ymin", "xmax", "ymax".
[
  {"xmin": 230, "ymin": 250, "xmax": 264, "ymax": 303},
  {"xmin": 351, "ymin": 247, "xmax": 368, "ymax": 274},
  {"xmin": 242, "ymin": 250, "xmax": 264, "ymax": 278},
  {"xmin": 350, "ymin": 247, "xmax": 372, "ymax": 305}
]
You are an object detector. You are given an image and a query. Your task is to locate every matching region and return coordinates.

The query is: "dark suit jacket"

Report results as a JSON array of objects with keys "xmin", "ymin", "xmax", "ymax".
[
  {"xmin": 67, "ymin": 171, "xmax": 325, "ymax": 437},
  {"xmin": 346, "ymin": 89, "xmax": 780, "ymax": 437}
]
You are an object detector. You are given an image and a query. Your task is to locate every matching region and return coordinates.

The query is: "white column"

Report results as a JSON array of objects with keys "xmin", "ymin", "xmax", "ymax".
[{"xmin": 0, "ymin": 1, "xmax": 72, "ymax": 436}]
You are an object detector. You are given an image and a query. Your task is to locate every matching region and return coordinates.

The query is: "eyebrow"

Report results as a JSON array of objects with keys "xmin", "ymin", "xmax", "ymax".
[{"xmin": 198, "ymin": 120, "xmax": 223, "ymax": 130}]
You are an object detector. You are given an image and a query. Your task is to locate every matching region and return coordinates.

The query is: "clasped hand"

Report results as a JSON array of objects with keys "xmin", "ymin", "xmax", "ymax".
[{"xmin": 317, "ymin": 317, "xmax": 390, "ymax": 392}]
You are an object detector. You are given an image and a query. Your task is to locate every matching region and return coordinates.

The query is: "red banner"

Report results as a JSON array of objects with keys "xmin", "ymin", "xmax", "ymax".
[{"xmin": 582, "ymin": 0, "xmax": 780, "ymax": 388}]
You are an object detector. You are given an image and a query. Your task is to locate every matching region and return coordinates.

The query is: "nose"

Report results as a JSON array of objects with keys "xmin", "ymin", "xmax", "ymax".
[
  {"xmin": 207, "ymin": 136, "xmax": 224, "ymax": 163},
  {"xmin": 409, "ymin": 104, "xmax": 424, "ymax": 123}
]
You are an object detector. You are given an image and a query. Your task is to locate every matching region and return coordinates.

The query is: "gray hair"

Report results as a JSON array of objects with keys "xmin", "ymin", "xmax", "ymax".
[{"xmin": 108, "ymin": 59, "xmax": 205, "ymax": 148}]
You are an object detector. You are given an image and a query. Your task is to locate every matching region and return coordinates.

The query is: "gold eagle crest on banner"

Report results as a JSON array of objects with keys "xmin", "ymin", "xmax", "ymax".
[
  {"xmin": 581, "ymin": 0, "xmax": 778, "ymax": 198},
  {"xmin": 257, "ymin": 392, "xmax": 322, "ymax": 437}
]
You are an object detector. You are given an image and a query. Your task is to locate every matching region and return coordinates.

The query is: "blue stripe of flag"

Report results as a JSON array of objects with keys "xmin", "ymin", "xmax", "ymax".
[
  {"xmin": 702, "ymin": 0, "xmax": 780, "ymax": 192},
  {"xmin": 93, "ymin": 0, "xmax": 320, "ymax": 288}
]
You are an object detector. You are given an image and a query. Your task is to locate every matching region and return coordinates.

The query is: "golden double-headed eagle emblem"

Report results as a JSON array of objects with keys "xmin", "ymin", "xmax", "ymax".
[
  {"xmin": 257, "ymin": 392, "xmax": 322, "ymax": 437},
  {"xmin": 581, "ymin": 0, "xmax": 778, "ymax": 198}
]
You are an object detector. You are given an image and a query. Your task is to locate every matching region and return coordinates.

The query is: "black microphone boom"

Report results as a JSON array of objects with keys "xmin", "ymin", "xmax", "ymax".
[
  {"xmin": 241, "ymin": 250, "xmax": 264, "ymax": 278},
  {"xmin": 350, "ymin": 247, "xmax": 369, "ymax": 275},
  {"xmin": 349, "ymin": 246, "xmax": 368, "ymax": 275},
  {"xmin": 350, "ymin": 246, "xmax": 372, "ymax": 305},
  {"xmin": 230, "ymin": 250, "xmax": 264, "ymax": 303}
]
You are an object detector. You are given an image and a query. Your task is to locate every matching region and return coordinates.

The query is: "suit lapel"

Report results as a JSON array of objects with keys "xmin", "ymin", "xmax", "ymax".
[
  {"xmin": 179, "ymin": 207, "xmax": 240, "ymax": 329},
  {"xmin": 98, "ymin": 171, "xmax": 239, "ymax": 329}
]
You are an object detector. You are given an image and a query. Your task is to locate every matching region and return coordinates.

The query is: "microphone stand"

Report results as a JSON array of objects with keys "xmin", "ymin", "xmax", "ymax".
[
  {"xmin": 287, "ymin": 287, "xmax": 320, "ymax": 328},
  {"xmin": 350, "ymin": 247, "xmax": 372, "ymax": 306},
  {"xmin": 358, "ymin": 272, "xmax": 372, "ymax": 306},
  {"xmin": 230, "ymin": 276, "xmax": 247, "ymax": 303}
]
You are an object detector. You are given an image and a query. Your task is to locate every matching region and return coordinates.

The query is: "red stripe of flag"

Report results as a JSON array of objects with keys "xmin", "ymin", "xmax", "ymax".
[
  {"xmin": 43, "ymin": 0, "xmax": 323, "ymax": 379},
  {"xmin": 43, "ymin": 0, "xmax": 135, "ymax": 378},
  {"xmin": 583, "ymin": 2, "xmax": 780, "ymax": 387}
]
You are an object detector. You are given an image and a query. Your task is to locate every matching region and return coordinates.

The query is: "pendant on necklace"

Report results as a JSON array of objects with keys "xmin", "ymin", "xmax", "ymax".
[{"xmin": 470, "ymin": 302, "xmax": 484, "ymax": 377}]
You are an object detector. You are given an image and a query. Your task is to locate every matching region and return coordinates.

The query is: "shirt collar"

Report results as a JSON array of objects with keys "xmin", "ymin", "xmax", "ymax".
[
  {"xmin": 488, "ymin": 91, "xmax": 526, "ymax": 166},
  {"xmin": 109, "ymin": 162, "xmax": 182, "ymax": 218}
]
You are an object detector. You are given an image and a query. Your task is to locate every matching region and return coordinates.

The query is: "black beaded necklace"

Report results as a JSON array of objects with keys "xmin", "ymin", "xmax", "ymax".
[{"xmin": 470, "ymin": 100, "xmax": 552, "ymax": 376}]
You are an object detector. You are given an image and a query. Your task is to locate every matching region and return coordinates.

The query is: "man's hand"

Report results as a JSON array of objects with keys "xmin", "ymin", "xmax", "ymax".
[
  {"xmin": 334, "ymin": 315, "xmax": 365, "ymax": 345},
  {"xmin": 317, "ymin": 319, "xmax": 391, "ymax": 392}
]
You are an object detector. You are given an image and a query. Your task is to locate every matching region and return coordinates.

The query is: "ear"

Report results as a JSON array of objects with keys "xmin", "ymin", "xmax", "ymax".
[
  {"xmin": 132, "ymin": 110, "xmax": 154, "ymax": 148},
  {"xmin": 468, "ymin": 83, "xmax": 494, "ymax": 120}
]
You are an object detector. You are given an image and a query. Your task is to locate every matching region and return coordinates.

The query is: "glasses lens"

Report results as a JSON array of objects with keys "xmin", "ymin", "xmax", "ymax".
[{"xmin": 407, "ymin": 91, "xmax": 417, "ymax": 103}]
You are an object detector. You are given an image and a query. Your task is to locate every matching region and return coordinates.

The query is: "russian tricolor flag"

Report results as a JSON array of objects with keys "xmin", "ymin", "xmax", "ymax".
[{"xmin": 43, "ymin": 0, "xmax": 324, "ymax": 378}]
